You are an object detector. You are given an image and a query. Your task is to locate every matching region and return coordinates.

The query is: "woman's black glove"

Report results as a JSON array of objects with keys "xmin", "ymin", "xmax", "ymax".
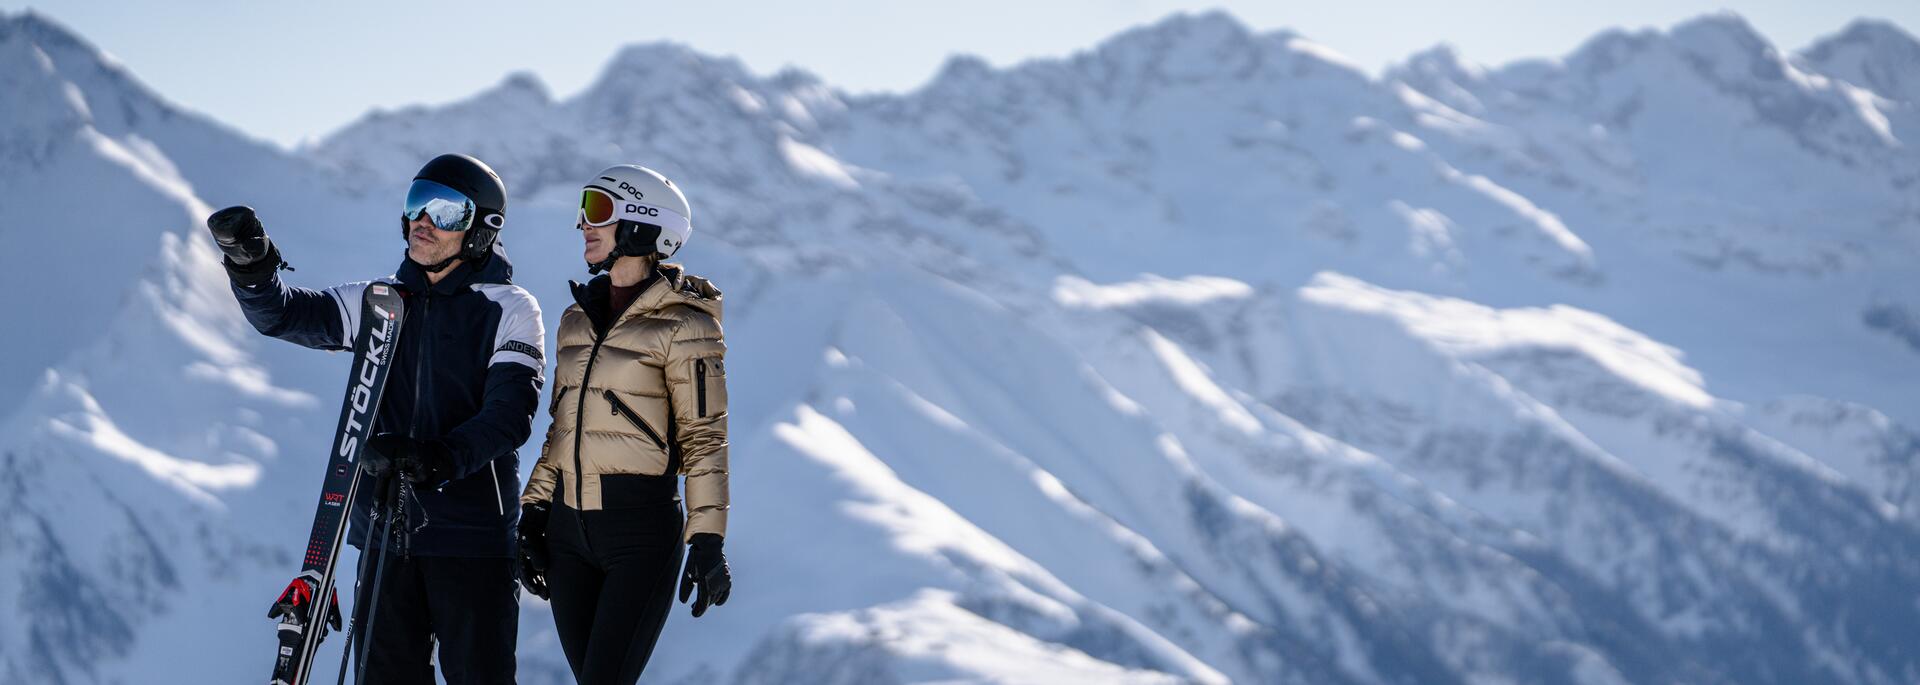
[
  {"xmin": 205, "ymin": 206, "xmax": 286, "ymax": 284},
  {"xmin": 679, "ymin": 533, "xmax": 731, "ymax": 617},
  {"xmin": 518, "ymin": 501, "xmax": 551, "ymax": 600},
  {"xmin": 360, "ymin": 433, "xmax": 453, "ymax": 486}
]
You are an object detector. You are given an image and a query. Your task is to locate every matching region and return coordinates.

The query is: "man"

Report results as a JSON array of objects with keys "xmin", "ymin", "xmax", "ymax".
[{"xmin": 208, "ymin": 154, "xmax": 543, "ymax": 684}]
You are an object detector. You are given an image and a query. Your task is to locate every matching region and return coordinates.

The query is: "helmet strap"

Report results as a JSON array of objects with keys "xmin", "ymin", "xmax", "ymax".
[
  {"xmin": 587, "ymin": 244, "xmax": 625, "ymax": 275},
  {"xmin": 588, "ymin": 219, "xmax": 661, "ymax": 274},
  {"xmin": 404, "ymin": 224, "xmax": 497, "ymax": 274},
  {"xmin": 416, "ymin": 253, "xmax": 461, "ymax": 274},
  {"xmin": 586, "ymin": 256, "xmax": 619, "ymax": 274}
]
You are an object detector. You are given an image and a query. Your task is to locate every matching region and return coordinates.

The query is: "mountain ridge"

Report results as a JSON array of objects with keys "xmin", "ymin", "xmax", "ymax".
[{"xmin": 2, "ymin": 8, "xmax": 1917, "ymax": 684}]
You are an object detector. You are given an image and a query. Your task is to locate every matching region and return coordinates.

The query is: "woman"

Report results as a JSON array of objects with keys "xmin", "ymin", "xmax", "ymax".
[{"xmin": 519, "ymin": 165, "xmax": 732, "ymax": 683}]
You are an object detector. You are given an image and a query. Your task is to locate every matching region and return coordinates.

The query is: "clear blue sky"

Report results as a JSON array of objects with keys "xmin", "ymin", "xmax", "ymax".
[{"xmin": 4, "ymin": 1, "xmax": 1912, "ymax": 148}]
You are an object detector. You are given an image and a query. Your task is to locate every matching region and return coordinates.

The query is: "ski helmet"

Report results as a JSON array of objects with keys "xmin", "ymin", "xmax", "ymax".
[
  {"xmin": 577, "ymin": 164, "xmax": 692, "ymax": 274},
  {"xmin": 402, "ymin": 153, "xmax": 507, "ymax": 272}
]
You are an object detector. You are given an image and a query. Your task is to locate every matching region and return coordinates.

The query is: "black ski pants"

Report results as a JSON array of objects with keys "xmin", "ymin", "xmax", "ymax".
[
  {"xmin": 349, "ymin": 554, "xmax": 519, "ymax": 684},
  {"xmin": 546, "ymin": 474, "xmax": 685, "ymax": 684}
]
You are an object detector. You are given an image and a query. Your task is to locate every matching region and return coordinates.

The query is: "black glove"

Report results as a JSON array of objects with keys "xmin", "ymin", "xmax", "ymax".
[
  {"xmin": 518, "ymin": 501, "xmax": 551, "ymax": 600},
  {"xmin": 205, "ymin": 206, "xmax": 286, "ymax": 284},
  {"xmin": 678, "ymin": 533, "xmax": 731, "ymax": 617},
  {"xmin": 360, "ymin": 433, "xmax": 453, "ymax": 486}
]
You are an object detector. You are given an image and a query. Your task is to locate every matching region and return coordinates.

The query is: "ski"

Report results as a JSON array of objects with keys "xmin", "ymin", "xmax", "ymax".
[{"xmin": 267, "ymin": 284, "xmax": 405, "ymax": 685}]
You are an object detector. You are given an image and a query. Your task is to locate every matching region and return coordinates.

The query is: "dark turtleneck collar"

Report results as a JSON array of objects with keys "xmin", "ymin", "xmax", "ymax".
[
  {"xmin": 609, "ymin": 276, "xmax": 648, "ymax": 319},
  {"xmin": 573, "ymin": 268, "xmax": 663, "ymax": 336}
]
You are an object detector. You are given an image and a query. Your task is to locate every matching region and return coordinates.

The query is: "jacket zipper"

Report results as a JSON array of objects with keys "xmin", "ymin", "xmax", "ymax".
[
  {"xmin": 489, "ymin": 461, "xmax": 503, "ymax": 516},
  {"xmin": 695, "ymin": 358, "xmax": 709, "ymax": 417},
  {"xmin": 604, "ymin": 389, "xmax": 667, "ymax": 449},
  {"xmin": 571, "ymin": 334, "xmax": 605, "ymax": 552},
  {"xmin": 409, "ymin": 291, "xmax": 428, "ymax": 441}
]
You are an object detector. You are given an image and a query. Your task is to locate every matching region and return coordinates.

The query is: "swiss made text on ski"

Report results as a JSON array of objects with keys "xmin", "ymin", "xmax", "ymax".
[{"xmin": 268, "ymin": 284, "xmax": 405, "ymax": 685}]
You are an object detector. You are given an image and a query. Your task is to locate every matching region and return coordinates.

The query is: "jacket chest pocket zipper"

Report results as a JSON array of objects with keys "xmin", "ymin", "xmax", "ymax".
[
  {"xmin": 695, "ymin": 358, "xmax": 709, "ymax": 417},
  {"xmin": 604, "ymin": 389, "xmax": 667, "ymax": 449},
  {"xmin": 488, "ymin": 461, "xmax": 504, "ymax": 516}
]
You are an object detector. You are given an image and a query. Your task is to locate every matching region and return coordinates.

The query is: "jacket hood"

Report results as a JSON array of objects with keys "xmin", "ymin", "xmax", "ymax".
[
  {"xmin": 569, "ymin": 261, "xmax": 722, "ymax": 327},
  {"xmin": 638, "ymin": 261, "xmax": 722, "ymax": 323}
]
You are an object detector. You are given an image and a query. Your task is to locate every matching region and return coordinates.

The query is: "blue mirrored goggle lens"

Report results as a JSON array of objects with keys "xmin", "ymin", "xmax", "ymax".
[{"xmin": 402, "ymin": 179, "xmax": 475, "ymax": 232}]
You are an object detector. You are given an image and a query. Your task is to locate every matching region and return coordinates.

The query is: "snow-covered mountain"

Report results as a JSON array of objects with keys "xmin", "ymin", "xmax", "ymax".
[{"xmin": 3, "ymin": 8, "xmax": 1918, "ymax": 684}]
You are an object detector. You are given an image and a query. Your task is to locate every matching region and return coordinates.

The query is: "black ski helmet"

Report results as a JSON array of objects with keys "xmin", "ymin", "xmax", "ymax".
[{"xmin": 403, "ymin": 153, "xmax": 507, "ymax": 271}]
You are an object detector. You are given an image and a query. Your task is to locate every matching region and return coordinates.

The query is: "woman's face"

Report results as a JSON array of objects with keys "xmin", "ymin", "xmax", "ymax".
[{"xmin": 581, "ymin": 218, "xmax": 617, "ymax": 264}]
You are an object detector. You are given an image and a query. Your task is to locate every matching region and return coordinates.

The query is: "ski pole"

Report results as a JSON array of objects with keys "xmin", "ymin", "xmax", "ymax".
[
  {"xmin": 330, "ymin": 474, "xmax": 385, "ymax": 683},
  {"xmin": 341, "ymin": 474, "xmax": 402, "ymax": 685}
]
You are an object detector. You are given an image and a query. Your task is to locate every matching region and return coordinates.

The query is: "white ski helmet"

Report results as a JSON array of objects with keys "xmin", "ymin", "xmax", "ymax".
[{"xmin": 577, "ymin": 164, "xmax": 693, "ymax": 273}]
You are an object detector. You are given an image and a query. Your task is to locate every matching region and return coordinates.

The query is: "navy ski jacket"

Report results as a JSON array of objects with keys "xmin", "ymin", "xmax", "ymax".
[{"xmin": 229, "ymin": 243, "xmax": 545, "ymax": 558}]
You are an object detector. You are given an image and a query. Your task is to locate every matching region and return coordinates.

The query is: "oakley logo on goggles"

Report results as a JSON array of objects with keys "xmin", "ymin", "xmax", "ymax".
[
  {"xmin": 580, "ymin": 186, "xmax": 690, "ymax": 235},
  {"xmin": 403, "ymin": 179, "xmax": 478, "ymax": 232}
]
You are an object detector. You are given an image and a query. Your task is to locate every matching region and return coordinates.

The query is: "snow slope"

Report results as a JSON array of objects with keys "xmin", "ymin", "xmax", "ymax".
[{"xmin": 3, "ymin": 8, "xmax": 1918, "ymax": 684}]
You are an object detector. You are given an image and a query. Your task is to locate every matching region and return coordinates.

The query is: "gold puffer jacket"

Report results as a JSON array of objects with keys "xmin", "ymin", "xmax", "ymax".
[{"xmin": 522, "ymin": 262, "xmax": 729, "ymax": 541}]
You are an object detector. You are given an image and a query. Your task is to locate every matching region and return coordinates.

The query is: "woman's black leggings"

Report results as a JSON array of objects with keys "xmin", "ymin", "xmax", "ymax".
[{"xmin": 546, "ymin": 475, "xmax": 685, "ymax": 684}]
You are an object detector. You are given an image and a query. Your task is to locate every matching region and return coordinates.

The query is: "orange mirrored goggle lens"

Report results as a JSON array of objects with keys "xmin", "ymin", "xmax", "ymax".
[{"xmin": 580, "ymin": 187, "xmax": 618, "ymax": 227}]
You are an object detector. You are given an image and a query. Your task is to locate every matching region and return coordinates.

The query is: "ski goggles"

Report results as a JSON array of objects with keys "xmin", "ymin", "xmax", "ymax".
[
  {"xmin": 578, "ymin": 186, "xmax": 690, "ymax": 235},
  {"xmin": 402, "ymin": 179, "xmax": 477, "ymax": 232}
]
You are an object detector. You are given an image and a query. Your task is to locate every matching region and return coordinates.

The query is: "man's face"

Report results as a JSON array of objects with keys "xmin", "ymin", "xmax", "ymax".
[
  {"xmin": 581, "ymin": 218, "xmax": 617, "ymax": 264},
  {"xmin": 408, "ymin": 214, "xmax": 463, "ymax": 266}
]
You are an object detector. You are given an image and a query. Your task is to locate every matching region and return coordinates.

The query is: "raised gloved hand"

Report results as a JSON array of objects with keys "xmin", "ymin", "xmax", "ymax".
[
  {"xmin": 678, "ymin": 532, "xmax": 731, "ymax": 617},
  {"xmin": 205, "ymin": 206, "xmax": 286, "ymax": 284},
  {"xmin": 518, "ymin": 501, "xmax": 551, "ymax": 600},
  {"xmin": 360, "ymin": 433, "xmax": 453, "ymax": 486}
]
